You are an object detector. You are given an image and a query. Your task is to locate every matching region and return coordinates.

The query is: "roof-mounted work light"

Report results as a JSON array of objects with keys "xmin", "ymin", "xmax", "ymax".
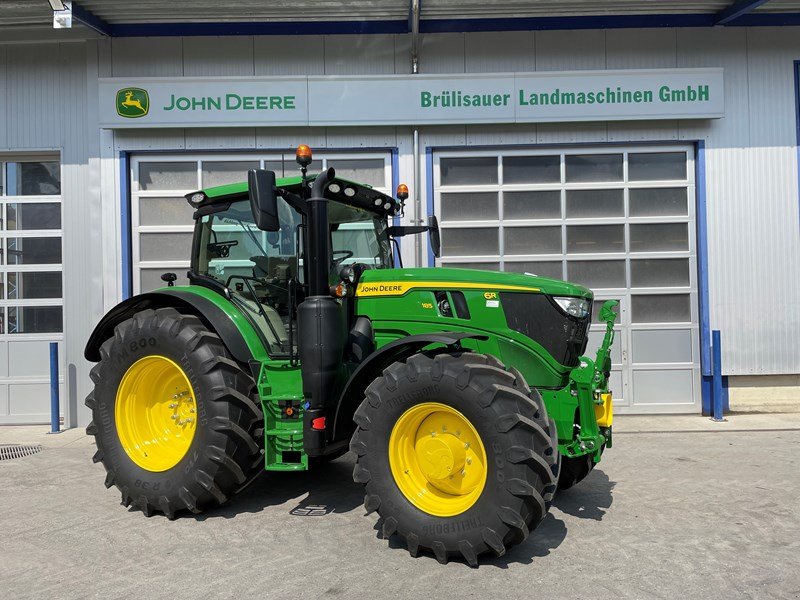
[{"xmin": 50, "ymin": 1, "xmax": 72, "ymax": 29}]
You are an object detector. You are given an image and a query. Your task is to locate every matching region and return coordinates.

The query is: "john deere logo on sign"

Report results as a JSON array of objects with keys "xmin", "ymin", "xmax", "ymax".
[{"xmin": 116, "ymin": 88, "xmax": 149, "ymax": 118}]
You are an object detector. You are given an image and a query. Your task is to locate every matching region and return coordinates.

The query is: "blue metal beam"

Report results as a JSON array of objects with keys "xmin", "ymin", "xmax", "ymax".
[
  {"xmin": 71, "ymin": 1, "xmax": 112, "ymax": 36},
  {"xmin": 57, "ymin": 10, "xmax": 800, "ymax": 37},
  {"xmin": 714, "ymin": 0, "xmax": 773, "ymax": 25}
]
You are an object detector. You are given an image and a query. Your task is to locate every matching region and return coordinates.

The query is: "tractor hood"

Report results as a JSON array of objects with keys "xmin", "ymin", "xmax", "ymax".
[{"xmin": 354, "ymin": 267, "xmax": 592, "ymax": 300}]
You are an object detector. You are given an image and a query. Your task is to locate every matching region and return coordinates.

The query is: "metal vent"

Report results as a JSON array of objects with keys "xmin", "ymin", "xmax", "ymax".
[{"xmin": 0, "ymin": 444, "xmax": 42, "ymax": 461}]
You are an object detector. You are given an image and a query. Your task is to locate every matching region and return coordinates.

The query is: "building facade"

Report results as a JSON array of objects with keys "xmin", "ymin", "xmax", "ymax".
[{"xmin": 1, "ymin": 20, "xmax": 799, "ymax": 426}]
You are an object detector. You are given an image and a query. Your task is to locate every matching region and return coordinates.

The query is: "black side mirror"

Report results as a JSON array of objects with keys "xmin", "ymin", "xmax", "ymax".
[
  {"xmin": 248, "ymin": 169, "xmax": 280, "ymax": 231},
  {"xmin": 427, "ymin": 215, "xmax": 441, "ymax": 258}
]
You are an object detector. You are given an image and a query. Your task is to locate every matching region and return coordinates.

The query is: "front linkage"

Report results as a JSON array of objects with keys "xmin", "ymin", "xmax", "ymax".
[{"xmin": 544, "ymin": 299, "xmax": 619, "ymax": 463}]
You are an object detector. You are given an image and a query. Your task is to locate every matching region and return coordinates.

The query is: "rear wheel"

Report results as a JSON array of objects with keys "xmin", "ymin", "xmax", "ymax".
[
  {"xmin": 350, "ymin": 352, "xmax": 555, "ymax": 566},
  {"xmin": 86, "ymin": 308, "xmax": 263, "ymax": 518}
]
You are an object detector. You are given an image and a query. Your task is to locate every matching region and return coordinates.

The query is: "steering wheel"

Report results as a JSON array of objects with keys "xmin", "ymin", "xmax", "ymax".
[{"xmin": 332, "ymin": 250, "xmax": 354, "ymax": 268}]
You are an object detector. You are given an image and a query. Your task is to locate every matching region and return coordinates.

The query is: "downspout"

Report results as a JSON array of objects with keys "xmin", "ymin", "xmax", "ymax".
[{"xmin": 410, "ymin": 0, "xmax": 423, "ymax": 267}]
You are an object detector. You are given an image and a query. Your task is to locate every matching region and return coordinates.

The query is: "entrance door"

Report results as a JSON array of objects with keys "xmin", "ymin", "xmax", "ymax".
[{"xmin": 433, "ymin": 146, "xmax": 700, "ymax": 413}]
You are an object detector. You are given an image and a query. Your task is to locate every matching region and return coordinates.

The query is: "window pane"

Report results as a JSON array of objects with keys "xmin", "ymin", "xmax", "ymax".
[
  {"xmin": 631, "ymin": 258, "xmax": 690, "ymax": 288},
  {"xmin": 329, "ymin": 159, "xmax": 386, "ymax": 188},
  {"xmin": 565, "ymin": 154, "xmax": 623, "ymax": 183},
  {"xmin": 440, "ymin": 157, "xmax": 497, "ymax": 186},
  {"xmin": 629, "ymin": 152, "xmax": 686, "ymax": 181},
  {"xmin": 140, "ymin": 268, "xmax": 190, "ymax": 292},
  {"xmin": 630, "ymin": 223, "xmax": 688, "ymax": 252},
  {"xmin": 565, "ymin": 189, "xmax": 623, "ymax": 218},
  {"xmin": 441, "ymin": 228, "xmax": 498, "ymax": 256},
  {"xmin": 139, "ymin": 162, "xmax": 196, "ymax": 191},
  {"xmin": 629, "ymin": 188, "xmax": 688, "ymax": 217},
  {"xmin": 8, "ymin": 306, "xmax": 63, "ymax": 333},
  {"xmin": 504, "ymin": 260, "xmax": 563, "ymax": 279},
  {"xmin": 504, "ymin": 191, "xmax": 560, "ymax": 220},
  {"xmin": 8, "ymin": 272, "xmax": 62, "ymax": 299},
  {"xmin": 566, "ymin": 225, "xmax": 624, "ymax": 254},
  {"xmin": 9, "ymin": 161, "xmax": 61, "ymax": 195},
  {"xmin": 5, "ymin": 237, "xmax": 61, "ymax": 265},
  {"xmin": 139, "ymin": 233, "xmax": 193, "ymax": 261},
  {"xmin": 631, "ymin": 294, "xmax": 691, "ymax": 323},
  {"xmin": 441, "ymin": 262, "xmax": 499, "ymax": 271},
  {"xmin": 441, "ymin": 192, "xmax": 498, "ymax": 221},
  {"xmin": 504, "ymin": 226, "xmax": 561, "ymax": 255},
  {"xmin": 632, "ymin": 329, "xmax": 692, "ymax": 363},
  {"xmin": 567, "ymin": 260, "xmax": 626, "ymax": 288},
  {"xmin": 201, "ymin": 161, "xmax": 259, "ymax": 188},
  {"xmin": 503, "ymin": 155, "xmax": 560, "ymax": 184},
  {"xmin": 139, "ymin": 197, "xmax": 195, "ymax": 226},
  {"xmin": 0, "ymin": 161, "xmax": 4, "ymax": 195},
  {"xmin": 7, "ymin": 203, "xmax": 61, "ymax": 230}
]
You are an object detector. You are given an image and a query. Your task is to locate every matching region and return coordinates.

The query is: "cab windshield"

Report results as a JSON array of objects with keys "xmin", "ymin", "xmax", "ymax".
[{"xmin": 192, "ymin": 196, "xmax": 391, "ymax": 356}]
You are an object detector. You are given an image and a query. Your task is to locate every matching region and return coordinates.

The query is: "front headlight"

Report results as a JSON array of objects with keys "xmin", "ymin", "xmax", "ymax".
[{"xmin": 552, "ymin": 296, "xmax": 590, "ymax": 319}]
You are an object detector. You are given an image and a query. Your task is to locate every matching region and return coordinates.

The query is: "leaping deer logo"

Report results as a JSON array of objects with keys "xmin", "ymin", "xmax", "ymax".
[{"xmin": 116, "ymin": 88, "xmax": 149, "ymax": 118}]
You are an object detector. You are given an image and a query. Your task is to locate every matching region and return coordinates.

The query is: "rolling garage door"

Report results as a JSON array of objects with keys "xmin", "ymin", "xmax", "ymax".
[
  {"xmin": 130, "ymin": 151, "xmax": 393, "ymax": 294},
  {"xmin": 434, "ymin": 146, "xmax": 701, "ymax": 413}
]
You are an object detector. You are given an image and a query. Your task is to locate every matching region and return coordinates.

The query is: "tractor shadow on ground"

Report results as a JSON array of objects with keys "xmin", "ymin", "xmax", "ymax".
[
  {"xmin": 192, "ymin": 454, "xmax": 364, "ymax": 521},
  {"xmin": 483, "ymin": 468, "xmax": 616, "ymax": 568}
]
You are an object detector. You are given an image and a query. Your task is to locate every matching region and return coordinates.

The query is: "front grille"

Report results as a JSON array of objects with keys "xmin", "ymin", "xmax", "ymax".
[{"xmin": 500, "ymin": 293, "xmax": 591, "ymax": 367}]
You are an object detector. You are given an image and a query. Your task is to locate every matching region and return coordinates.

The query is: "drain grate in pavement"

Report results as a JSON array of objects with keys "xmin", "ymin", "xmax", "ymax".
[{"xmin": 0, "ymin": 444, "xmax": 42, "ymax": 461}]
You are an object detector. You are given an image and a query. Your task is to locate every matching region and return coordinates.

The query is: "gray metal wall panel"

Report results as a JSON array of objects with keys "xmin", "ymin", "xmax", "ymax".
[
  {"xmin": 606, "ymin": 28, "xmax": 678, "ymax": 69},
  {"xmin": 0, "ymin": 46, "xmax": 6, "ymax": 149},
  {"xmin": 325, "ymin": 126, "xmax": 397, "ymax": 148},
  {"xmin": 185, "ymin": 128, "xmax": 257, "ymax": 150},
  {"xmin": 254, "ymin": 36, "xmax": 325, "ymax": 75},
  {"xmin": 416, "ymin": 34, "xmax": 466, "ymax": 74},
  {"xmin": 183, "ymin": 36, "xmax": 255, "ymax": 76},
  {"xmin": 535, "ymin": 30, "xmax": 606, "ymax": 71},
  {"xmin": 256, "ymin": 127, "xmax": 327, "ymax": 149},
  {"xmin": 465, "ymin": 32, "xmax": 536, "ymax": 73},
  {"xmin": 324, "ymin": 34, "xmax": 397, "ymax": 74},
  {"xmin": 111, "ymin": 38, "xmax": 183, "ymax": 76}
]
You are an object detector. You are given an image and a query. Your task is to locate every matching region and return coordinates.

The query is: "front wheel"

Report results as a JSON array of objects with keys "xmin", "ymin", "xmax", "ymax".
[
  {"xmin": 86, "ymin": 308, "xmax": 263, "ymax": 518},
  {"xmin": 350, "ymin": 352, "xmax": 555, "ymax": 566}
]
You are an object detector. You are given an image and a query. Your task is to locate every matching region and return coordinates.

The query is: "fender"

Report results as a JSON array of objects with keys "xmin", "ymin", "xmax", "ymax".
[
  {"xmin": 331, "ymin": 332, "xmax": 488, "ymax": 441},
  {"xmin": 84, "ymin": 290, "xmax": 256, "ymax": 365}
]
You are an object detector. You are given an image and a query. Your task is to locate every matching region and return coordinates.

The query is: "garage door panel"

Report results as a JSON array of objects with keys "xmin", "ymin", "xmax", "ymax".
[
  {"xmin": 632, "ymin": 369, "xmax": 694, "ymax": 405},
  {"xmin": 435, "ymin": 146, "xmax": 699, "ymax": 413}
]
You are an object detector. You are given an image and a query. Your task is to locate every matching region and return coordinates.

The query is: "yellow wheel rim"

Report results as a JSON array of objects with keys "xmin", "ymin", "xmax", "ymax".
[
  {"xmin": 115, "ymin": 355, "xmax": 198, "ymax": 472},
  {"xmin": 389, "ymin": 402, "xmax": 487, "ymax": 517}
]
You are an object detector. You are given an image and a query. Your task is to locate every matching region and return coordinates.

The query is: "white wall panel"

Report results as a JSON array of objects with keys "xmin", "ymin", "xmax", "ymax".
[
  {"xmin": 114, "ymin": 129, "xmax": 187, "ymax": 151},
  {"xmin": 465, "ymin": 31, "xmax": 535, "ymax": 73},
  {"xmin": 185, "ymin": 127, "xmax": 257, "ymax": 150},
  {"xmin": 183, "ymin": 36, "xmax": 255, "ymax": 76},
  {"xmin": 606, "ymin": 29, "xmax": 677, "ymax": 69},
  {"xmin": 111, "ymin": 37, "xmax": 183, "ymax": 76},
  {"xmin": 417, "ymin": 33, "xmax": 466, "ymax": 73},
  {"xmin": 5, "ymin": 44, "xmax": 61, "ymax": 148},
  {"xmin": 535, "ymin": 30, "xmax": 606, "ymax": 71},
  {"xmin": 256, "ymin": 126, "xmax": 327, "ymax": 149},
  {"xmin": 325, "ymin": 126, "xmax": 397, "ymax": 148},
  {"xmin": 324, "ymin": 34, "xmax": 397, "ymax": 74},
  {"xmin": 254, "ymin": 36, "xmax": 325, "ymax": 75},
  {"xmin": 465, "ymin": 124, "xmax": 538, "ymax": 146},
  {"xmin": 0, "ymin": 45, "xmax": 6, "ymax": 149}
]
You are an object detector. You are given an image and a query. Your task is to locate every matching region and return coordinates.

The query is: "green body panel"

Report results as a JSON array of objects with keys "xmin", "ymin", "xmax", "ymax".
[
  {"xmin": 355, "ymin": 267, "xmax": 591, "ymax": 390},
  {"xmin": 178, "ymin": 178, "xmax": 619, "ymax": 471},
  {"xmin": 353, "ymin": 268, "xmax": 617, "ymax": 461},
  {"xmin": 257, "ymin": 361, "xmax": 306, "ymax": 471},
  {"xmin": 155, "ymin": 284, "xmax": 271, "ymax": 363}
]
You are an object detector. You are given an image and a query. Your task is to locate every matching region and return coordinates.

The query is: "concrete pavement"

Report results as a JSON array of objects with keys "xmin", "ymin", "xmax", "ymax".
[{"xmin": 1, "ymin": 414, "xmax": 799, "ymax": 599}]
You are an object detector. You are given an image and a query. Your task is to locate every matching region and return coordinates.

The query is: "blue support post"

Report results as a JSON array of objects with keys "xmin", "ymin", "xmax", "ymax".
[
  {"xmin": 711, "ymin": 330, "xmax": 726, "ymax": 422},
  {"xmin": 49, "ymin": 342, "xmax": 61, "ymax": 434}
]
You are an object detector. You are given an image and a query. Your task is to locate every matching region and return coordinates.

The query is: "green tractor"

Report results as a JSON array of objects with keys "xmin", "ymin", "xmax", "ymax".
[{"xmin": 85, "ymin": 146, "xmax": 618, "ymax": 566}]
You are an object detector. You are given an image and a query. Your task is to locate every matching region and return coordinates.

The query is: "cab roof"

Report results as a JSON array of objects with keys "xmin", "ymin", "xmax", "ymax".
[{"xmin": 187, "ymin": 173, "xmax": 403, "ymax": 218}]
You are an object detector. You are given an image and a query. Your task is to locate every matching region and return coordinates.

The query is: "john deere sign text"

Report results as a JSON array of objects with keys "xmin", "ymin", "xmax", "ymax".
[{"xmin": 98, "ymin": 69, "xmax": 724, "ymax": 128}]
